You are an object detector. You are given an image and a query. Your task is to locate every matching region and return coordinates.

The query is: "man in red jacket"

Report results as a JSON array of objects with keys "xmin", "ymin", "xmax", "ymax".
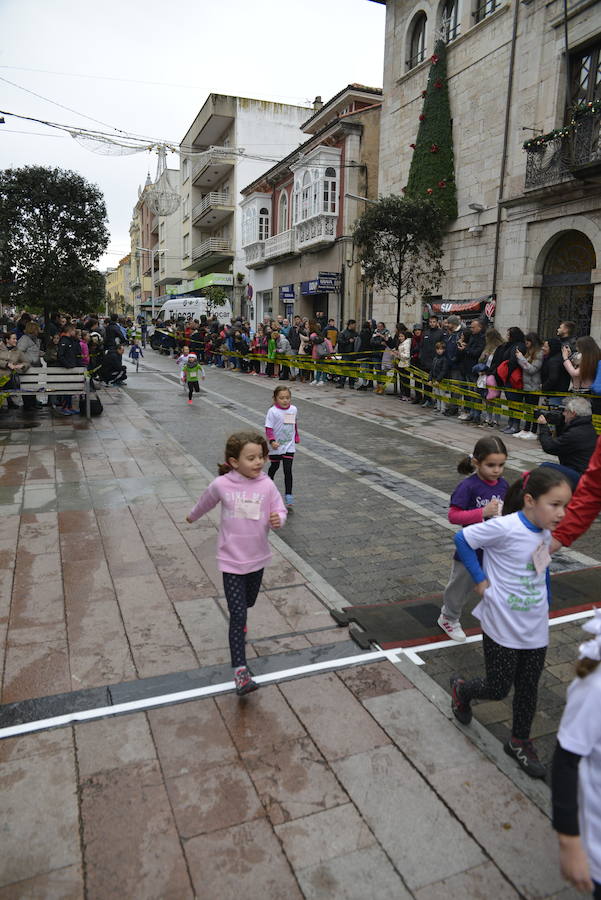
[{"xmin": 551, "ymin": 434, "xmax": 601, "ymax": 552}]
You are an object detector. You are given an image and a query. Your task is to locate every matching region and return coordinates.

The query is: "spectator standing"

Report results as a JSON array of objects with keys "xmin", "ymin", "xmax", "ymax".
[
  {"xmin": 542, "ymin": 338, "xmax": 572, "ymax": 407},
  {"xmin": 499, "ymin": 327, "xmax": 527, "ymax": 434},
  {"xmin": 477, "ymin": 328, "xmax": 505, "ymax": 428},
  {"xmin": 457, "ymin": 319, "xmax": 486, "ymax": 423},
  {"xmin": 563, "ymin": 337, "xmax": 601, "ymax": 415},
  {"xmin": 419, "ymin": 315, "xmax": 444, "ymax": 407},
  {"xmin": 336, "ymin": 319, "xmax": 359, "ymax": 390},
  {"xmin": 409, "ymin": 324, "xmax": 424, "ymax": 403},
  {"xmin": 557, "ymin": 320, "xmax": 577, "ymax": 353},
  {"xmin": 443, "ymin": 315, "xmax": 467, "ymax": 416},
  {"xmin": 514, "ymin": 332, "xmax": 544, "ymax": 439}
]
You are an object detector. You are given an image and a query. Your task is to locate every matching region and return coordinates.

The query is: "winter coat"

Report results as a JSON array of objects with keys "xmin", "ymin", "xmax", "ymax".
[
  {"xmin": 338, "ymin": 328, "xmax": 359, "ymax": 355},
  {"xmin": 538, "ymin": 415, "xmax": 598, "ymax": 474},
  {"xmin": 445, "ymin": 327, "xmax": 467, "ymax": 368},
  {"xmin": 459, "ymin": 331, "xmax": 486, "ymax": 378},
  {"xmin": 542, "ymin": 350, "xmax": 571, "ymax": 395},
  {"xmin": 410, "ymin": 333, "xmax": 423, "ymax": 367},
  {"xmin": 17, "ymin": 334, "xmax": 42, "ymax": 367},
  {"xmin": 57, "ymin": 335, "xmax": 82, "ymax": 369},
  {"xmin": 430, "ymin": 354, "xmax": 450, "ymax": 382},
  {"xmin": 0, "ymin": 343, "xmax": 30, "ymax": 377},
  {"xmin": 398, "ymin": 337, "xmax": 411, "ymax": 367},
  {"xmin": 516, "ymin": 348, "xmax": 543, "ymax": 392},
  {"xmin": 419, "ymin": 326, "xmax": 444, "ymax": 370}
]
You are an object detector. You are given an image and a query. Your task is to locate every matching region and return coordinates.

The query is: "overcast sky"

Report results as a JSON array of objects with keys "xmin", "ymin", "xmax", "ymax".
[{"xmin": 0, "ymin": 0, "xmax": 385, "ymax": 271}]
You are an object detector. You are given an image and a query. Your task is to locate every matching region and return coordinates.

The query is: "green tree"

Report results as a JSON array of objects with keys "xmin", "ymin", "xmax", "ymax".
[
  {"xmin": 406, "ymin": 39, "xmax": 457, "ymax": 221},
  {"xmin": 353, "ymin": 194, "xmax": 446, "ymax": 323},
  {"xmin": 0, "ymin": 165, "xmax": 109, "ymax": 316},
  {"xmin": 204, "ymin": 284, "xmax": 228, "ymax": 318}
]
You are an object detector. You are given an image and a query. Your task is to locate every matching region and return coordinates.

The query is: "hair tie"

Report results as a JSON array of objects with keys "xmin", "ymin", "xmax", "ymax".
[
  {"xmin": 522, "ymin": 471, "xmax": 530, "ymax": 489},
  {"xmin": 578, "ymin": 609, "xmax": 601, "ymax": 661}
]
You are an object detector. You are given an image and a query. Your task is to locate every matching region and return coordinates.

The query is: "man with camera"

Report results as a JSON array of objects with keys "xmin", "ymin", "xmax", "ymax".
[{"xmin": 536, "ymin": 396, "xmax": 597, "ymax": 488}]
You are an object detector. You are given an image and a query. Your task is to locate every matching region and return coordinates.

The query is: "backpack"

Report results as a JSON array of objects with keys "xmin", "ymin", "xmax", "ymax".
[
  {"xmin": 316, "ymin": 340, "xmax": 329, "ymax": 358},
  {"xmin": 79, "ymin": 396, "xmax": 103, "ymax": 417}
]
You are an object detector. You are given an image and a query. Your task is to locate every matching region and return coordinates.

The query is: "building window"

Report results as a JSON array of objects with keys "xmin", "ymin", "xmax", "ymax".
[
  {"xmin": 258, "ymin": 207, "xmax": 270, "ymax": 241},
  {"xmin": 242, "ymin": 206, "xmax": 258, "ymax": 246},
  {"xmin": 278, "ymin": 191, "xmax": 288, "ymax": 232},
  {"xmin": 183, "ymin": 233, "xmax": 189, "ymax": 257},
  {"xmin": 301, "ymin": 171, "xmax": 312, "ymax": 221},
  {"xmin": 441, "ymin": 0, "xmax": 460, "ymax": 41},
  {"xmin": 323, "ymin": 167, "xmax": 337, "ymax": 214},
  {"xmin": 474, "ymin": 0, "xmax": 497, "ymax": 24},
  {"xmin": 182, "ymin": 196, "xmax": 189, "ymax": 219},
  {"xmin": 407, "ymin": 13, "xmax": 427, "ymax": 69},
  {"xmin": 182, "ymin": 157, "xmax": 189, "ymax": 182},
  {"xmin": 570, "ymin": 41, "xmax": 601, "ymax": 107}
]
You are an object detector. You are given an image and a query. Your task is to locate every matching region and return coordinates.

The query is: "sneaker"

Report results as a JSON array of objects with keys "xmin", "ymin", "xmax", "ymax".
[
  {"xmin": 234, "ymin": 666, "xmax": 258, "ymax": 696},
  {"xmin": 285, "ymin": 494, "xmax": 294, "ymax": 508},
  {"xmin": 504, "ymin": 737, "xmax": 546, "ymax": 779},
  {"xmin": 335, "ymin": 383, "xmax": 345, "ymax": 389},
  {"xmin": 501, "ymin": 425, "xmax": 520, "ymax": 434},
  {"xmin": 187, "ymin": 399, "xmax": 193, "ymax": 405},
  {"xmin": 437, "ymin": 614, "xmax": 467, "ymax": 643},
  {"xmin": 450, "ymin": 675, "xmax": 472, "ymax": 725},
  {"xmin": 521, "ymin": 431, "xmax": 538, "ymax": 440},
  {"xmin": 514, "ymin": 430, "xmax": 528, "ymax": 438},
  {"xmin": 458, "ymin": 412, "xmax": 471, "ymax": 421}
]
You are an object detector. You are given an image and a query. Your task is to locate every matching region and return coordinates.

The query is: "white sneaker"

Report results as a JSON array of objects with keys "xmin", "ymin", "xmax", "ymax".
[
  {"xmin": 521, "ymin": 431, "xmax": 538, "ymax": 440},
  {"xmin": 437, "ymin": 614, "xmax": 467, "ymax": 642},
  {"xmin": 515, "ymin": 430, "xmax": 528, "ymax": 438},
  {"xmin": 457, "ymin": 412, "xmax": 471, "ymax": 421}
]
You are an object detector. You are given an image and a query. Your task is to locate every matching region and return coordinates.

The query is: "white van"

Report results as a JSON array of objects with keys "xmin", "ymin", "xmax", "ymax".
[{"xmin": 155, "ymin": 296, "xmax": 233, "ymax": 324}]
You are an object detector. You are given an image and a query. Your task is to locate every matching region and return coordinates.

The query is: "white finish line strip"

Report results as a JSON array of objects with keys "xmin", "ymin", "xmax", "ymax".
[{"xmin": 0, "ymin": 649, "xmax": 388, "ymax": 740}]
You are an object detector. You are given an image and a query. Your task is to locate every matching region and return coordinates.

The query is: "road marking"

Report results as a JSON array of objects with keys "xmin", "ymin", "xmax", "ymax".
[{"xmin": 0, "ymin": 648, "xmax": 389, "ymax": 740}]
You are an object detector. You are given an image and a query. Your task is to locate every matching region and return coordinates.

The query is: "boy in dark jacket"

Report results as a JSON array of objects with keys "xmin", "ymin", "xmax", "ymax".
[{"xmin": 430, "ymin": 341, "xmax": 450, "ymax": 413}]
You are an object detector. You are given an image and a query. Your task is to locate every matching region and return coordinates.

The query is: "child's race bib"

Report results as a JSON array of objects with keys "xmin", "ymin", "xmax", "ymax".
[
  {"xmin": 283, "ymin": 412, "xmax": 296, "ymax": 425},
  {"xmin": 234, "ymin": 496, "xmax": 262, "ymax": 520},
  {"xmin": 532, "ymin": 540, "xmax": 551, "ymax": 575}
]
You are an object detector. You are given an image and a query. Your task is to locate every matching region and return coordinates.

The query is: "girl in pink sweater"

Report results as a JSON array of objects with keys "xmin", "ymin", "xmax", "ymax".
[
  {"xmin": 437, "ymin": 436, "xmax": 508, "ymax": 643},
  {"xmin": 186, "ymin": 431, "xmax": 287, "ymax": 695}
]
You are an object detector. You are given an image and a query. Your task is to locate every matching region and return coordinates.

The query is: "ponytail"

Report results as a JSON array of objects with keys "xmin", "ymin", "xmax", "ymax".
[
  {"xmin": 457, "ymin": 455, "xmax": 475, "ymax": 475},
  {"xmin": 503, "ymin": 466, "xmax": 571, "ymax": 515}
]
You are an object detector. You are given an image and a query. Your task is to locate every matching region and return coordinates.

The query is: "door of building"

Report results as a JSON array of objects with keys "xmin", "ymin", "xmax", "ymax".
[{"xmin": 538, "ymin": 231, "xmax": 596, "ymax": 338}]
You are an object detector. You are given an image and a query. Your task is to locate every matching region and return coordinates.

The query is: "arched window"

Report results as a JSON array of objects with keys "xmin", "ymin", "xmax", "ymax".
[
  {"xmin": 323, "ymin": 167, "xmax": 337, "ymax": 214},
  {"xmin": 538, "ymin": 231, "xmax": 596, "ymax": 339},
  {"xmin": 441, "ymin": 0, "xmax": 459, "ymax": 41},
  {"xmin": 278, "ymin": 191, "xmax": 288, "ymax": 232},
  {"xmin": 258, "ymin": 207, "xmax": 270, "ymax": 242},
  {"xmin": 408, "ymin": 13, "xmax": 427, "ymax": 69},
  {"xmin": 301, "ymin": 171, "xmax": 312, "ymax": 221}
]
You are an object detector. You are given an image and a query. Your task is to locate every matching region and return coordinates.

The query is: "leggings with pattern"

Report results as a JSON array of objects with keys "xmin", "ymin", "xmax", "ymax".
[
  {"xmin": 223, "ymin": 569, "xmax": 264, "ymax": 668},
  {"xmin": 461, "ymin": 633, "xmax": 547, "ymax": 740}
]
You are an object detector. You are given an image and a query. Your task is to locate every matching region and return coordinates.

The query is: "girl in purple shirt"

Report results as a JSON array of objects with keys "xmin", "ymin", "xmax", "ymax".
[
  {"xmin": 187, "ymin": 432, "xmax": 287, "ymax": 695},
  {"xmin": 438, "ymin": 436, "xmax": 508, "ymax": 642}
]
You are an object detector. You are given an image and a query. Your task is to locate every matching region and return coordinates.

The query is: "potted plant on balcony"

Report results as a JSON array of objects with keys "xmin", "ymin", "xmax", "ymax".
[{"xmin": 236, "ymin": 272, "xmax": 246, "ymax": 285}]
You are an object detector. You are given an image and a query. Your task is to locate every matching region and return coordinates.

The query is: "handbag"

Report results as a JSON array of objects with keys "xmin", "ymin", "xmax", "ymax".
[{"xmin": 485, "ymin": 374, "xmax": 500, "ymax": 399}]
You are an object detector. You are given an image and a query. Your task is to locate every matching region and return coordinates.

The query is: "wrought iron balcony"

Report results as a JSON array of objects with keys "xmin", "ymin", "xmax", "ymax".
[
  {"xmin": 525, "ymin": 111, "xmax": 601, "ymax": 189},
  {"xmin": 264, "ymin": 229, "xmax": 295, "ymax": 260}
]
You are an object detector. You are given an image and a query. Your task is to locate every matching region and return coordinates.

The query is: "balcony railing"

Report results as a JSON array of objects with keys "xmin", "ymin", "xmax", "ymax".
[
  {"xmin": 525, "ymin": 112, "xmax": 601, "ymax": 189},
  {"xmin": 244, "ymin": 242, "xmax": 265, "ymax": 267},
  {"xmin": 191, "ymin": 238, "xmax": 233, "ymax": 261},
  {"xmin": 295, "ymin": 214, "xmax": 336, "ymax": 251},
  {"xmin": 192, "ymin": 150, "xmax": 237, "ymax": 183},
  {"xmin": 265, "ymin": 229, "xmax": 295, "ymax": 259},
  {"xmin": 192, "ymin": 192, "xmax": 233, "ymax": 220}
]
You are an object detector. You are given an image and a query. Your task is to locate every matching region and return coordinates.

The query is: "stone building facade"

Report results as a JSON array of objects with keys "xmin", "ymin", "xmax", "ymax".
[
  {"xmin": 240, "ymin": 85, "xmax": 382, "ymax": 327},
  {"xmin": 371, "ymin": 0, "xmax": 601, "ymax": 340}
]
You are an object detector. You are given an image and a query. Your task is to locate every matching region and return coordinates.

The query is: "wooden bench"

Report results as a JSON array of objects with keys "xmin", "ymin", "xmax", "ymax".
[{"xmin": 5, "ymin": 367, "xmax": 95, "ymax": 419}]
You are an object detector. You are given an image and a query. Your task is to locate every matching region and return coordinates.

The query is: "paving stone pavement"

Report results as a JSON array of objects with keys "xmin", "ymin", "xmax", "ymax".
[{"xmin": 0, "ymin": 358, "xmax": 596, "ymax": 898}]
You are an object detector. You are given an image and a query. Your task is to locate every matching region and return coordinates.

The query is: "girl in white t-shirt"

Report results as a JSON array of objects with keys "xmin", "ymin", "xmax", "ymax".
[
  {"xmin": 450, "ymin": 466, "xmax": 572, "ymax": 779},
  {"xmin": 265, "ymin": 386, "xmax": 299, "ymax": 509},
  {"xmin": 552, "ymin": 610, "xmax": 601, "ymax": 898}
]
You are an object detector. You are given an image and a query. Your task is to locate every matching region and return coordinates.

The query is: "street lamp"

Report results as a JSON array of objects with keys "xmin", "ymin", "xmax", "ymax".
[
  {"xmin": 136, "ymin": 246, "xmax": 169, "ymax": 320},
  {"xmin": 344, "ymin": 192, "xmax": 377, "ymax": 205}
]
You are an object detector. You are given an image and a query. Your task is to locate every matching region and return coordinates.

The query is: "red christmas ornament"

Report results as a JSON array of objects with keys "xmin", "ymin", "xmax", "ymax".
[
  {"xmin": 434, "ymin": 80, "xmax": 443, "ymax": 89},
  {"xmin": 438, "ymin": 180, "xmax": 447, "ymax": 188},
  {"xmin": 430, "ymin": 144, "xmax": 439, "ymax": 153},
  {"xmin": 419, "ymin": 114, "xmax": 426, "ymax": 121},
  {"xmin": 421, "ymin": 90, "xmax": 427, "ymax": 98},
  {"xmin": 410, "ymin": 143, "xmax": 416, "ymax": 149},
  {"xmin": 430, "ymin": 54, "xmax": 439, "ymax": 64},
  {"xmin": 426, "ymin": 188, "xmax": 433, "ymax": 195}
]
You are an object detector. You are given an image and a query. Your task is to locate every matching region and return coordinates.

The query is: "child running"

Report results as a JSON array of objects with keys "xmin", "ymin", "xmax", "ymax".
[
  {"xmin": 438, "ymin": 436, "xmax": 509, "ymax": 642},
  {"xmin": 186, "ymin": 432, "xmax": 287, "ymax": 695},
  {"xmin": 183, "ymin": 352, "xmax": 205, "ymax": 404},
  {"xmin": 450, "ymin": 466, "xmax": 572, "ymax": 778},
  {"xmin": 176, "ymin": 344, "xmax": 191, "ymax": 390},
  {"xmin": 265, "ymin": 385, "xmax": 299, "ymax": 510},
  {"xmin": 552, "ymin": 609, "xmax": 601, "ymax": 897}
]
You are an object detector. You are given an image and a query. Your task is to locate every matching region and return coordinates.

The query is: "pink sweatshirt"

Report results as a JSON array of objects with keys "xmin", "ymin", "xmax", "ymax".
[{"xmin": 187, "ymin": 470, "xmax": 287, "ymax": 574}]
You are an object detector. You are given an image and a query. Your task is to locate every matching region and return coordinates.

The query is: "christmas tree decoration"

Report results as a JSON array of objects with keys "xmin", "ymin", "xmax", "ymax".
[{"xmin": 406, "ymin": 38, "xmax": 457, "ymax": 220}]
